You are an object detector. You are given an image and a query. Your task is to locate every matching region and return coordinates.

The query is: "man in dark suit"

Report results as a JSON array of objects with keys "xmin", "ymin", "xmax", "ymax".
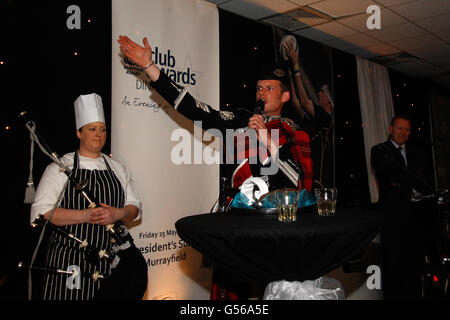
[{"xmin": 371, "ymin": 114, "xmax": 434, "ymax": 300}]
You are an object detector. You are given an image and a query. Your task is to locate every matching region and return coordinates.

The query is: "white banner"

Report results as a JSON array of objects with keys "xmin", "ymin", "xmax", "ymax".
[{"xmin": 111, "ymin": 0, "xmax": 219, "ymax": 299}]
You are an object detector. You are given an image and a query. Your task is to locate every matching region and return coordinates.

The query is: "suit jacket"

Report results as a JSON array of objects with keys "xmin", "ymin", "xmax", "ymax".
[{"xmin": 371, "ymin": 139, "xmax": 433, "ymax": 215}]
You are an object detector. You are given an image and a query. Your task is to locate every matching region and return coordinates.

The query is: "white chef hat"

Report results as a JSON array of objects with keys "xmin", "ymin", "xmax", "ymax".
[{"xmin": 74, "ymin": 93, "xmax": 105, "ymax": 130}]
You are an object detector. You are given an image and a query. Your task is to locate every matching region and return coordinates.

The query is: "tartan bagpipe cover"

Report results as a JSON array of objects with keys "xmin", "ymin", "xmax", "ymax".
[{"xmin": 230, "ymin": 119, "xmax": 313, "ymax": 192}]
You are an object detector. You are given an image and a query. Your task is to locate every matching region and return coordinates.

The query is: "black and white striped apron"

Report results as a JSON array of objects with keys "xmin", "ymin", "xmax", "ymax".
[{"xmin": 43, "ymin": 151, "xmax": 125, "ymax": 300}]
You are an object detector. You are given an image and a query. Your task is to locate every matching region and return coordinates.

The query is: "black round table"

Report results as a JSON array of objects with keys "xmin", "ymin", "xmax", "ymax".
[{"xmin": 175, "ymin": 206, "xmax": 383, "ymax": 285}]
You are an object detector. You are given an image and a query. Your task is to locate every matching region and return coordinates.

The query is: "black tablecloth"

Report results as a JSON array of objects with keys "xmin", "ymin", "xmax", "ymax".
[{"xmin": 175, "ymin": 206, "xmax": 383, "ymax": 284}]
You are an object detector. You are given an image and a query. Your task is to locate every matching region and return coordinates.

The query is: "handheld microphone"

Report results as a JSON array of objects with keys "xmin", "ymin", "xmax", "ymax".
[{"xmin": 254, "ymin": 100, "xmax": 265, "ymax": 115}]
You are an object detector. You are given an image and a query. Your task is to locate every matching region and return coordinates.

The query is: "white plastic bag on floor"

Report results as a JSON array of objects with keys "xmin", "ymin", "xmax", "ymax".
[{"xmin": 263, "ymin": 277, "xmax": 345, "ymax": 300}]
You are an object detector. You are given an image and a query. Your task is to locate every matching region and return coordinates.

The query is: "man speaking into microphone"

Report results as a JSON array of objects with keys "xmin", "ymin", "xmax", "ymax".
[
  {"xmin": 118, "ymin": 35, "xmax": 314, "ymax": 300},
  {"xmin": 118, "ymin": 35, "xmax": 311, "ymax": 194}
]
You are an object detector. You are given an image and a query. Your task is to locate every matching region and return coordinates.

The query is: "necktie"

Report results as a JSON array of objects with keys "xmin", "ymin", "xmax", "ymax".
[{"xmin": 397, "ymin": 146, "xmax": 406, "ymax": 166}]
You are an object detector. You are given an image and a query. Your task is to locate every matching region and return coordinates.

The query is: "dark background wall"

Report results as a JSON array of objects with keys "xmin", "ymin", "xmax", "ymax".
[
  {"xmin": 1, "ymin": 0, "xmax": 111, "ymax": 299},
  {"xmin": 0, "ymin": 1, "xmax": 447, "ymax": 299}
]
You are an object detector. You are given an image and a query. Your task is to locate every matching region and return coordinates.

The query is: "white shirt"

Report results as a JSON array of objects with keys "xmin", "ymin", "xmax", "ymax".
[{"xmin": 30, "ymin": 152, "xmax": 142, "ymax": 224}]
